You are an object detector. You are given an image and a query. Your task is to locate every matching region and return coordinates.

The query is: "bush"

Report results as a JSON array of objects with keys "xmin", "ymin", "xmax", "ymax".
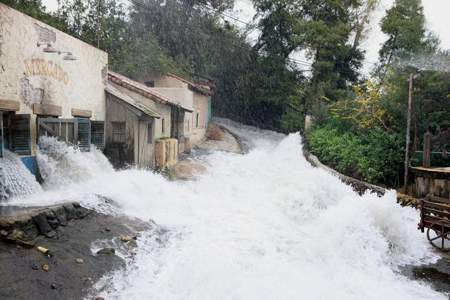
[{"xmin": 306, "ymin": 124, "xmax": 404, "ymax": 187}]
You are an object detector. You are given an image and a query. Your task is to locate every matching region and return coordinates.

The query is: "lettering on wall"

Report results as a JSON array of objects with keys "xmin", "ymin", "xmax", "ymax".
[{"xmin": 24, "ymin": 58, "xmax": 69, "ymax": 85}]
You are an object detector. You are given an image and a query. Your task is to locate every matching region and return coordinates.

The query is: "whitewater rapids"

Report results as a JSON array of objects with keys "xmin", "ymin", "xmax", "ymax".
[{"xmin": 9, "ymin": 121, "xmax": 445, "ymax": 299}]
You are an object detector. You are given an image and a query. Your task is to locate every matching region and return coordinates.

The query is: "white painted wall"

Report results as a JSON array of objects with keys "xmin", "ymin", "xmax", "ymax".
[{"xmin": 0, "ymin": 4, "xmax": 108, "ymax": 154}]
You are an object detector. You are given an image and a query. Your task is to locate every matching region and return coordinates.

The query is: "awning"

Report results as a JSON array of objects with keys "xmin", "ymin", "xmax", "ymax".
[{"xmin": 106, "ymin": 84, "xmax": 161, "ymax": 119}]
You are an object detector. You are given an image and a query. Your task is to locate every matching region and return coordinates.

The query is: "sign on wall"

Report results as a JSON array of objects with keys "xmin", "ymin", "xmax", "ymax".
[{"xmin": 24, "ymin": 58, "xmax": 69, "ymax": 85}]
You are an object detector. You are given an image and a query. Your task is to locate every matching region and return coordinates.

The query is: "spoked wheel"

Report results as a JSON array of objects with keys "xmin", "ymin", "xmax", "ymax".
[{"xmin": 427, "ymin": 227, "xmax": 450, "ymax": 251}]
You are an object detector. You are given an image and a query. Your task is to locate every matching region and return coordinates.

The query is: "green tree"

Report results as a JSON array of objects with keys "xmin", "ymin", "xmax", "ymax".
[
  {"xmin": 378, "ymin": 0, "xmax": 438, "ymax": 69},
  {"xmin": 1, "ymin": 0, "xmax": 68, "ymax": 30}
]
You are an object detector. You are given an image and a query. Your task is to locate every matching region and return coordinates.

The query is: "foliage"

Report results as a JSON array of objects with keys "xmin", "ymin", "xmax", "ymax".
[
  {"xmin": 307, "ymin": 123, "xmax": 404, "ymax": 186},
  {"xmin": 378, "ymin": 0, "xmax": 438, "ymax": 71},
  {"xmin": 0, "ymin": 0, "xmax": 68, "ymax": 30},
  {"xmin": 330, "ymin": 80, "xmax": 391, "ymax": 131},
  {"xmin": 253, "ymin": 0, "xmax": 367, "ymax": 117}
]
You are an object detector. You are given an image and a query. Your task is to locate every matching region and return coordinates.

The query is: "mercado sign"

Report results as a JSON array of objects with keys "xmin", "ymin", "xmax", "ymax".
[{"xmin": 24, "ymin": 58, "xmax": 69, "ymax": 85}]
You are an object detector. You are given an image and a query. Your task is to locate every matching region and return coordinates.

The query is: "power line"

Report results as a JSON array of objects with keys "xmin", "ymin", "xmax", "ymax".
[{"xmin": 125, "ymin": 0, "xmax": 312, "ymax": 69}]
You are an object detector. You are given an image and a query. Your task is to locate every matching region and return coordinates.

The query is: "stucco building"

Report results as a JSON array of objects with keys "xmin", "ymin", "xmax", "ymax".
[
  {"xmin": 0, "ymin": 4, "xmax": 108, "ymax": 173},
  {"xmin": 105, "ymin": 71, "xmax": 191, "ymax": 169},
  {"xmin": 143, "ymin": 73, "xmax": 213, "ymax": 149}
]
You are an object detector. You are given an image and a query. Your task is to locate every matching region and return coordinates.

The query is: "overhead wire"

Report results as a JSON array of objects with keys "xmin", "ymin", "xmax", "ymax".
[{"xmin": 125, "ymin": 0, "xmax": 313, "ymax": 69}]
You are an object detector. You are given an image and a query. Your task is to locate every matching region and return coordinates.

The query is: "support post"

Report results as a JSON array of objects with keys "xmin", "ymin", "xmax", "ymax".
[
  {"xmin": 423, "ymin": 130, "xmax": 431, "ymax": 168},
  {"xmin": 404, "ymin": 73, "xmax": 414, "ymax": 193}
]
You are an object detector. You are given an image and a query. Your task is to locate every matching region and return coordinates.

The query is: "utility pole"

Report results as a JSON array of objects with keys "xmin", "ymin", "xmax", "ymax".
[
  {"xmin": 96, "ymin": 0, "xmax": 101, "ymax": 48},
  {"xmin": 403, "ymin": 73, "xmax": 414, "ymax": 194}
]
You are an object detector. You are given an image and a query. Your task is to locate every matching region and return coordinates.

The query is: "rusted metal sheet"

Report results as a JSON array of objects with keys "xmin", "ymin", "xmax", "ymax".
[
  {"xmin": 33, "ymin": 103, "xmax": 62, "ymax": 116},
  {"xmin": 0, "ymin": 99, "xmax": 20, "ymax": 111}
]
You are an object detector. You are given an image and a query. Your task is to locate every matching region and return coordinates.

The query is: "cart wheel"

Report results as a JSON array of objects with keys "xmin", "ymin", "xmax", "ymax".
[{"xmin": 427, "ymin": 228, "xmax": 450, "ymax": 251}]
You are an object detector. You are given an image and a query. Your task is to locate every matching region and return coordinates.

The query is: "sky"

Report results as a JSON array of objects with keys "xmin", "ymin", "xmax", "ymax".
[{"xmin": 42, "ymin": 0, "xmax": 450, "ymax": 72}]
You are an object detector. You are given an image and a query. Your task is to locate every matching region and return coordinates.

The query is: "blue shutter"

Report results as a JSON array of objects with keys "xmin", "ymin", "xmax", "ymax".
[
  {"xmin": 77, "ymin": 118, "xmax": 91, "ymax": 152},
  {"xmin": 11, "ymin": 114, "xmax": 31, "ymax": 155}
]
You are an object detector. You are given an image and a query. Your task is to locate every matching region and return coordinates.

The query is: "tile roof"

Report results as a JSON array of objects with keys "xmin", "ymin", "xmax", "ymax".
[
  {"xmin": 167, "ymin": 73, "xmax": 214, "ymax": 96},
  {"xmin": 108, "ymin": 71, "xmax": 193, "ymax": 112},
  {"xmin": 106, "ymin": 83, "xmax": 161, "ymax": 118}
]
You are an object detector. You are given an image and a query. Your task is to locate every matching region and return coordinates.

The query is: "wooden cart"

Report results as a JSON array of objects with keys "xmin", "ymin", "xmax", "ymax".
[{"xmin": 418, "ymin": 195, "xmax": 450, "ymax": 251}]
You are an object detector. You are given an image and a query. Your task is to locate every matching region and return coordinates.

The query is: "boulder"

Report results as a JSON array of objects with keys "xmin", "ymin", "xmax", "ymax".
[
  {"xmin": 172, "ymin": 161, "xmax": 207, "ymax": 180},
  {"xmin": 96, "ymin": 248, "xmax": 115, "ymax": 255}
]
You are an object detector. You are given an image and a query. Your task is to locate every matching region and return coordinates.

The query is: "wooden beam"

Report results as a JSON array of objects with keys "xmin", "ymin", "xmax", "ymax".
[
  {"xmin": 33, "ymin": 103, "xmax": 62, "ymax": 116},
  {"xmin": 0, "ymin": 99, "xmax": 20, "ymax": 111},
  {"xmin": 71, "ymin": 108, "xmax": 92, "ymax": 118}
]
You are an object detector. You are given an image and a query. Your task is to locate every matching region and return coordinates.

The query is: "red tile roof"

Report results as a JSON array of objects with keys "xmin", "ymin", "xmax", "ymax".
[
  {"xmin": 108, "ymin": 71, "xmax": 193, "ymax": 112},
  {"xmin": 167, "ymin": 73, "xmax": 214, "ymax": 96}
]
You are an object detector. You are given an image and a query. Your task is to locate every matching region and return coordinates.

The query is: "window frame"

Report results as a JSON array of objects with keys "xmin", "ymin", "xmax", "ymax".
[{"xmin": 111, "ymin": 121, "xmax": 126, "ymax": 143}]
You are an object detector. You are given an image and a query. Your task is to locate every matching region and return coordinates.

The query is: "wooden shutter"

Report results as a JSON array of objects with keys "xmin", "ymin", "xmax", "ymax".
[
  {"xmin": 38, "ymin": 117, "xmax": 93, "ymax": 152},
  {"xmin": 91, "ymin": 121, "xmax": 105, "ymax": 149},
  {"xmin": 77, "ymin": 118, "xmax": 91, "ymax": 152},
  {"xmin": 11, "ymin": 114, "xmax": 31, "ymax": 155}
]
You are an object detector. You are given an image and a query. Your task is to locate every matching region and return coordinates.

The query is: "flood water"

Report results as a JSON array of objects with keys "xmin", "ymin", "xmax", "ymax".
[{"xmin": 7, "ymin": 120, "xmax": 446, "ymax": 299}]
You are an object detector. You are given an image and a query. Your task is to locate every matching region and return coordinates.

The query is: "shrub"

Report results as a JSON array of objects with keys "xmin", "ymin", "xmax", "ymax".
[{"xmin": 306, "ymin": 124, "xmax": 404, "ymax": 187}]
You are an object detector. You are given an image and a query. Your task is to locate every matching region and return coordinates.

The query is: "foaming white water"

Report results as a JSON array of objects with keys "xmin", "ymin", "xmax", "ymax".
[
  {"xmin": 37, "ymin": 136, "xmax": 114, "ymax": 188},
  {"xmin": 0, "ymin": 150, "xmax": 42, "ymax": 201},
  {"xmin": 10, "ymin": 124, "xmax": 444, "ymax": 299}
]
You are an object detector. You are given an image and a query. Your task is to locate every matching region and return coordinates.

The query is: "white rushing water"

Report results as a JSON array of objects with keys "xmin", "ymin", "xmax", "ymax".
[
  {"xmin": 0, "ymin": 150, "xmax": 42, "ymax": 201},
  {"xmin": 10, "ymin": 121, "xmax": 445, "ymax": 300}
]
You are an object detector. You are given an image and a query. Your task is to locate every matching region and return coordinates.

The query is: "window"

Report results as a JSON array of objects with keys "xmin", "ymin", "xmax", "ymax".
[
  {"xmin": 77, "ymin": 118, "xmax": 91, "ymax": 152},
  {"xmin": 147, "ymin": 121, "xmax": 153, "ymax": 144},
  {"xmin": 196, "ymin": 112, "xmax": 199, "ymax": 128},
  {"xmin": 161, "ymin": 118, "xmax": 165, "ymax": 134},
  {"xmin": 91, "ymin": 121, "xmax": 105, "ymax": 149},
  {"xmin": 144, "ymin": 80, "xmax": 155, "ymax": 87},
  {"xmin": 11, "ymin": 114, "xmax": 31, "ymax": 155},
  {"xmin": 112, "ymin": 122, "xmax": 126, "ymax": 143},
  {"xmin": 37, "ymin": 117, "xmax": 92, "ymax": 152}
]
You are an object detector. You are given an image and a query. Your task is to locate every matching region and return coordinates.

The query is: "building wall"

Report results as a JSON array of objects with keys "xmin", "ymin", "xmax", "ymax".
[
  {"xmin": 151, "ymin": 87, "xmax": 194, "ymax": 112},
  {"xmin": 152, "ymin": 76, "xmax": 187, "ymax": 89},
  {"xmin": 104, "ymin": 95, "xmax": 138, "ymax": 168},
  {"xmin": 189, "ymin": 93, "xmax": 209, "ymax": 146},
  {"xmin": 109, "ymin": 82, "xmax": 172, "ymax": 141},
  {"xmin": 0, "ymin": 4, "xmax": 108, "ymax": 155},
  {"xmin": 148, "ymin": 75, "xmax": 211, "ymax": 147},
  {"xmin": 104, "ymin": 95, "xmax": 155, "ymax": 169}
]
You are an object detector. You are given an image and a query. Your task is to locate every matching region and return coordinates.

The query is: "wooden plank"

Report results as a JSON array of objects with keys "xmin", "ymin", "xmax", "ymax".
[
  {"xmin": 33, "ymin": 103, "xmax": 62, "ymax": 116},
  {"xmin": 0, "ymin": 99, "xmax": 20, "ymax": 111},
  {"xmin": 71, "ymin": 108, "xmax": 92, "ymax": 118}
]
